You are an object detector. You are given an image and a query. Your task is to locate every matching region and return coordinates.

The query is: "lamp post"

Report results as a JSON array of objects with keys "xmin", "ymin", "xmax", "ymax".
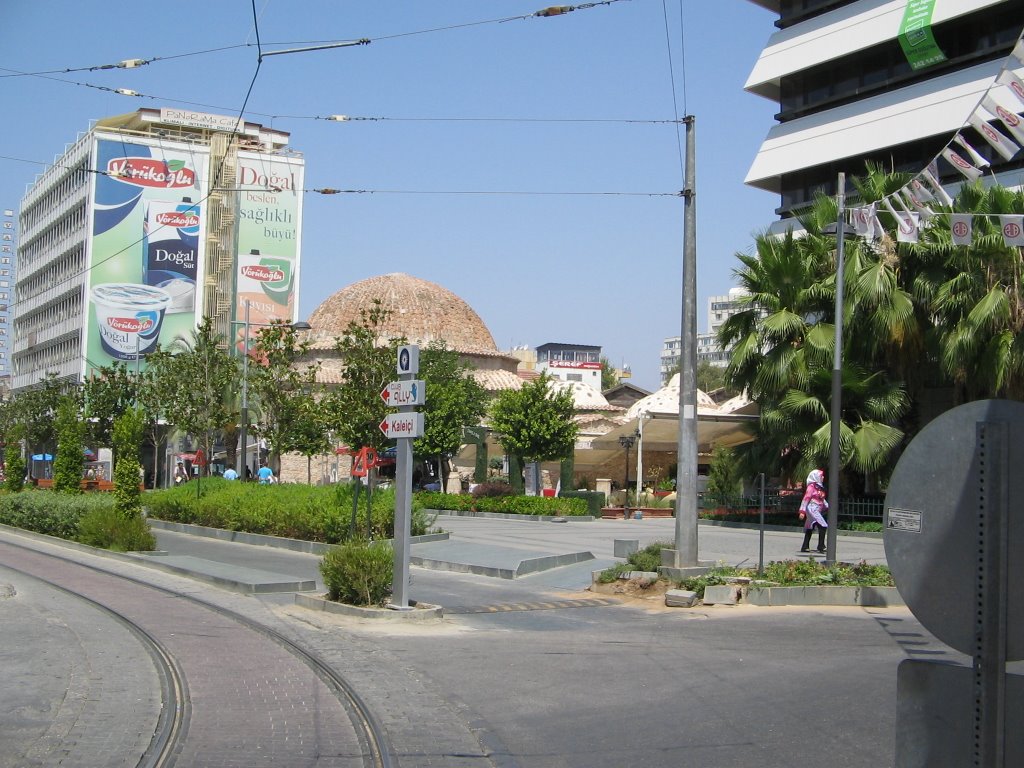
[
  {"xmin": 823, "ymin": 172, "xmax": 848, "ymax": 564},
  {"xmin": 234, "ymin": 299, "xmax": 311, "ymax": 479},
  {"xmin": 619, "ymin": 432, "xmax": 636, "ymax": 520}
]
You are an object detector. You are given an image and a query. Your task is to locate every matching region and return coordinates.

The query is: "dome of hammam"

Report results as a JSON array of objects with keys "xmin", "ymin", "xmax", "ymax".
[
  {"xmin": 304, "ymin": 273, "xmax": 523, "ymax": 392},
  {"xmin": 307, "ymin": 272, "xmax": 498, "ymax": 353}
]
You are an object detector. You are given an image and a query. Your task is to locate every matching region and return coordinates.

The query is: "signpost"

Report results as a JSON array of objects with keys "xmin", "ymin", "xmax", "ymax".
[{"xmin": 389, "ymin": 345, "xmax": 423, "ymax": 610}]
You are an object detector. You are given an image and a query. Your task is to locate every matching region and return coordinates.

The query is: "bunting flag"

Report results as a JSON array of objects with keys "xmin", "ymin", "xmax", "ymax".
[
  {"xmin": 902, "ymin": 187, "xmax": 935, "ymax": 220},
  {"xmin": 981, "ymin": 94, "xmax": 1024, "ymax": 146},
  {"xmin": 1013, "ymin": 37, "xmax": 1024, "ymax": 66},
  {"xmin": 953, "ymin": 133, "xmax": 990, "ymax": 168},
  {"xmin": 882, "ymin": 197, "xmax": 919, "ymax": 242},
  {"xmin": 998, "ymin": 69, "xmax": 1024, "ymax": 107},
  {"xmin": 968, "ymin": 114, "xmax": 1020, "ymax": 161},
  {"xmin": 951, "ymin": 214, "xmax": 973, "ymax": 245},
  {"xmin": 999, "ymin": 215, "xmax": 1024, "ymax": 246},
  {"xmin": 940, "ymin": 147, "xmax": 984, "ymax": 181},
  {"xmin": 922, "ymin": 163, "xmax": 954, "ymax": 205},
  {"xmin": 851, "ymin": 205, "xmax": 881, "ymax": 239}
]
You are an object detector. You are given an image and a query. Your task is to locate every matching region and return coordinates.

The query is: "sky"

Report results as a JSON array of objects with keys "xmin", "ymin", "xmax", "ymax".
[{"xmin": 1, "ymin": 1, "xmax": 779, "ymax": 392}]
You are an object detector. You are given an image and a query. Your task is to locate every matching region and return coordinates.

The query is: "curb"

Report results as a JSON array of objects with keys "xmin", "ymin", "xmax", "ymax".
[
  {"xmin": 295, "ymin": 593, "xmax": 443, "ymax": 620},
  {"xmin": 702, "ymin": 584, "xmax": 903, "ymax": 607},
  {"xmin": 147, "ymin": 518, "xmax": 450, "ymax": 553}
]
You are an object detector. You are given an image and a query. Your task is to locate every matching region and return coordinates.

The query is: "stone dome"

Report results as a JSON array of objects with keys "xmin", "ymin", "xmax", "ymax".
[{"xmin": 307, "ymin": 273, "xmax": 498, "ymax": 354}]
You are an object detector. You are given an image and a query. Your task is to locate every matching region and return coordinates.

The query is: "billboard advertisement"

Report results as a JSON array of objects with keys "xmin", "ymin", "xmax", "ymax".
[
  {"xmin": 84, "ymin": 136, "xmax": 208, "ymax": 374},
  {"xmin": 233, "ymin": 152, "xmax": 304, "ymax": 350}
]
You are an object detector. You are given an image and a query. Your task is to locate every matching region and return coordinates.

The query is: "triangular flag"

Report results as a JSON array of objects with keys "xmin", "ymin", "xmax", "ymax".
[
  {"xmin": 999, "ymin": 215, "xmax": 1024, "ymax": 246},
  {"xmin": 953, "ymin": 133, "xmax": 990, "ymax": 168},
  {"xmin": 922, "ymin": 163, "xmax": 954, "ymax": 206},
  {"xmin": 902, "ymin": 188, "xmax": 935, "ymax": 221},
  {"xmin": 910, "ymin": 177, "xmax": 935, "ymax": 202},
  {"xmin": 851, "ymin": 206, "xmax": 874, "ymax": 238},
  {"xmin": 882, "ymin": 198, "xmax": 919, "ymax": 242},
  {"xmin": 998, "ymin": 70, "xmax": 1024, "ymax": 107},
  {"xmin": 969, "ymin": 113, "xmax": 1020, "ymax": 162},
  {"xmin": 951, "ymin": 213, "xmax": 972, "ymax": 246},
  {"xmin": 941, "ymin": 147, "xmax": 984, "ymax": 181},
  {"xmin": 982, "ymin": 94, "xmax": 1024, "ymax": 146}
]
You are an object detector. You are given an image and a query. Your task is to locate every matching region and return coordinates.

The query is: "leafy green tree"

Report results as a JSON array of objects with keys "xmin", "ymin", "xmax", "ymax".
[
  {"xmin": 489, "ymin": 373, "xmax": 578, "ymax": 491},
  {"xmin": 82, "ymin": 363, "xmax": 137, "ymax": 449},
  {"xmin": 247, "ymin": 321, "xmax": 321, "ymax": 473},
  {"xmin": 4, "ymin": 426, "xmax": 25, "ymax": 492},
  {"xmin": 154, "ymin": 317, "xmax": 238, "ymax": 475},
  {"xmin": 53, "ymin": 394, "xmax": 85, "ymax": 494},
  {"xmin": 13, "ymin": 373, "xmax": 65, "ymax": 472},
  {"xmin": 600, "ymin": 357, "xmax": 618, "ymax": 391},
  {"xmin": 414, "ymin": 342, "xmax": 489, "ymax": 491},
  {"xmin": 135, "ymin": 347, "xmax": 179, "ymax": 487},
  {"xmin": 696, "ymin": 361, "xmax": 729, "ymax": 394},
  {"xmin": 112, "ymin": 407, "xmax": 144, "ymax": 518},
  {"xmin": 326, "ymin": 300, "xmax": 403, "ymax": 453},
  {"xmin": 282, "ymin": 389, "xmax": 332, "ymax": 484},
  {"xmin": 705, "ymin": 445, "xmax": 742, "ymax": 497}
]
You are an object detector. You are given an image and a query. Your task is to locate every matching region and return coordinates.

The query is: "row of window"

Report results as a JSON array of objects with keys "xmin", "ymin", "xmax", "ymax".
[
  {"xmin": 18, "ymin": 204, "xmax": 87, "ymax": 273},
  {"xmin": 14, "ymin": 290, "xmax": 83, "ymax": 345},
  {"xmin": 13, "ymin": 334, "xmax": 79, "ymax": 377},
  {"xmin": 16, "ymin": 246, "xmax": 87, "ymax": 304},
  {"xmin": 540, "ymin": 350, "xmax": 601, "ymax": 363},
  {"xmin": 20, "ymin": 160, "xmax": 90, "ymax": 233},
  {"xmin": 779, "ymin": 1, "xmax": 1023, "ymax": 121}
]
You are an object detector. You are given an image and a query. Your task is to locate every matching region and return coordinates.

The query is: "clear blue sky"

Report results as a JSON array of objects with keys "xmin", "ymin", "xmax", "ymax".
[{"xmin": 2, "ymin": 0, "xmax": 778, "ymax": 391}]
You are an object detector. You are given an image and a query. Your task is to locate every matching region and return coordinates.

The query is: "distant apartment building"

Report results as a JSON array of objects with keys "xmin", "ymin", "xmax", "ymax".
[
  {"xmin": 14, "ymin": 108, "xmax": 304, "ymax": 393},
  {"xmin": 0, "ymin": 209, "xmax": 15, "ymax": 381},
  {"xmin": 661, "ymin": 288, "xmax": 751, "ymax": 380},
  {"xmin": 535, "ymin": 342, "xmax": 603, "ymax": 389}
]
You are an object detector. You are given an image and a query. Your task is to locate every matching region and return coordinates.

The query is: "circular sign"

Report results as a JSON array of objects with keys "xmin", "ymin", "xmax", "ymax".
[{"xmin": 883, "ymin": 399, "xmax": 1024, "ymax": 659}]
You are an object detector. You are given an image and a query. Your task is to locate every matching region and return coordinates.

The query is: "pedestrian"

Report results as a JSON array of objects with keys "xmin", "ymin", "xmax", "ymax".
[
  {"xmin": 799, "ymin": 468, "xmax": 828, "ymax": 554},
  {"xmin": 223, "ymin": 466, "xmax": 238, "ymax": 481},
  {"xmin": 257, "ymin": 460, "xmax": 275, "ymax": 485},
  {"xmin": 174, "ymin": 461, "xmax": 189, "ymax": 485}
]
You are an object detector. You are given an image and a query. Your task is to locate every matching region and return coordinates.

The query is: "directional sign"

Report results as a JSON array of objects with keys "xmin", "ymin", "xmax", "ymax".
[
  {"xmin": 397, "ymin": 345, "xmax": 419, "ymax": 375},
  {"xmin": 380, "ymin": 380, "xmax": 426, "ymax": 406},
  {"xmin": 379, "ymin": 412, "xmax": 424, "ymax": 439}
]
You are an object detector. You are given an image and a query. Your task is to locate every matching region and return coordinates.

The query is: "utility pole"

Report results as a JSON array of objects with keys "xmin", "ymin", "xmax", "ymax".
[{"xmin": 674, "ymin": 115, "xmax": 699, "ymax": 568}]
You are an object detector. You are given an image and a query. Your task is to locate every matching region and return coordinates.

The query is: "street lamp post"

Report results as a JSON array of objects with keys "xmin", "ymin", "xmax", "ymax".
[
  {"xmin": 619, "ymin": 433, "xmax": 636, "ymax": 520},
  {"xmin": 825, "ymin": 172, "xmax": 847, "ymax": 564},
  {"xmin": 234, "ymin": 299, "xmax": 311, "ymax": 479}
]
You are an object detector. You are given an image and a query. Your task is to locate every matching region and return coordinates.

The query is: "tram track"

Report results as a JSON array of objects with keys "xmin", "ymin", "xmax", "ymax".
[{"xmin": 0, "ymin": 536, "xmax": 394, "ymax": 768}]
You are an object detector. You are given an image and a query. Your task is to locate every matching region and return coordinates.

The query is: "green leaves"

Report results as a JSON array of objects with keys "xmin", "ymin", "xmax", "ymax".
[{"xmin": 489, "ymin": 374, "xmax": 578, "ymax": 466}]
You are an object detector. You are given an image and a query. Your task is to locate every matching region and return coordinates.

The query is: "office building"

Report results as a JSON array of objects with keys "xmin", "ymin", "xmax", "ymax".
[
  {"xmin": 661, "ymin": 288, "xmax": 751, "ymax": 380},
  {"xmin": 0, "ymin": 209, "xmax": 15, "ymax": 381},
  {"xmin": 14, "ymin": 108, "xmax": 304, "ymax": 392},
  {"xmin": 745, "ymin": 0, "xmax": 1024, "ymax": 217}
]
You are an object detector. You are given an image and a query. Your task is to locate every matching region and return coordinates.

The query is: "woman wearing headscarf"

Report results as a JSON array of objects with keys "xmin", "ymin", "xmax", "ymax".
[{"xmin": 798, "ymin": 468, "xmax": 828, "ymax": 553}]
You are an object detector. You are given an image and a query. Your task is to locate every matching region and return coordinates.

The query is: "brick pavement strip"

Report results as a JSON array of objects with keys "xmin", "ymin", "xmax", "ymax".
[{"xmin": 0, "ymin": 569, "xmax": 161, "ymax": 768}]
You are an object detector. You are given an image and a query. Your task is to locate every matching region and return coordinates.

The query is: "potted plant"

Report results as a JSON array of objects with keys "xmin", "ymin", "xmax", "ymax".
[{"xmin": 653, "ymin": 478, "xmax": 675, "ymax": 498}]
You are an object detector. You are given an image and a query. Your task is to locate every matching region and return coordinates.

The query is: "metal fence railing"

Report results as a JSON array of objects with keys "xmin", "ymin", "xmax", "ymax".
[{"xmin": 698, "ymin": 493, "xmax": 884, "ymax": 526}]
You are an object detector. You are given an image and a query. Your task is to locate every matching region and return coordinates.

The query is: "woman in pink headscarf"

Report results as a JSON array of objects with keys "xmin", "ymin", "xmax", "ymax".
[{"xmin": 799, "ymin": 468, "xmax": 828, "ymax": 553}]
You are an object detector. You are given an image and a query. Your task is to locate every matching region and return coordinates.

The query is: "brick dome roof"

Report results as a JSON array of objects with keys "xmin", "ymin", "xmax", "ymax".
[{"xmin": 307, "ymin": 273, "xmax": 498, "ymax": 354}]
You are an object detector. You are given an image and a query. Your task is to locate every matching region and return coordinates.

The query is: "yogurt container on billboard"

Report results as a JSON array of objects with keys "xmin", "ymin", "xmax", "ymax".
[
  {"xmin": 91, "ymin": 283, "xmax": 171, "ymax": 360},
  {"xmin": 144, "ymin": 197, "xmax": 200, "ymax": 313}
]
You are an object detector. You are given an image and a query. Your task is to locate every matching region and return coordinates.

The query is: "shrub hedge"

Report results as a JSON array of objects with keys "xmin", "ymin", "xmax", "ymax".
[
  {"xmin": 416, "ymin": 491, "xmax": 589, "ymax": 516},
  {"xmin": 0, "ymin": 489, "xmax": 156, "ymax": 551},
  {"xmin": 144, "ymin": 479, "xmax": 434, "ymax": 542},
  {"xmin": 320, "ymin": 539, "xmax": 393, "ymax": 606}
]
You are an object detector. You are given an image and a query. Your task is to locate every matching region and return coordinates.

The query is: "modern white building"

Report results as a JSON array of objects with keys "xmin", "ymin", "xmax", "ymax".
[
  {"xmin": 14, "ymin": 108, "xmax": 304, "ymax": 392},
  {"xmin": 661, "ymin": 288, "xmax": 751, "ymax": 380},
  {"xmin": 744, "ymin": 0, "xmax": 1024, "ymax": 218},
  {"xmin": 0, "ymin": 209, "xmax": 15, "ymax": 381},
  {"xmin": 535, "ymin": 342, "xmax": 604, "ymax": 389}
]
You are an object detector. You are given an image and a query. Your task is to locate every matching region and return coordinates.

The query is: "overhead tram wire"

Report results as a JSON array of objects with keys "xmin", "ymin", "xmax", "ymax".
[
  {"xmin": 662, "ymin": 0, "xmax": 687, "ymax": 182},
  {"xmin": 0, "ymin": 0, "xmax": 631, "ymax": 80}
]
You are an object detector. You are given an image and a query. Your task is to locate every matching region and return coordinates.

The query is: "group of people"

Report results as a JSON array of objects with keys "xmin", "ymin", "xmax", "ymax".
[{"xmin": 175, "ymin": 460, "xmax": 276, "ymax": 485}]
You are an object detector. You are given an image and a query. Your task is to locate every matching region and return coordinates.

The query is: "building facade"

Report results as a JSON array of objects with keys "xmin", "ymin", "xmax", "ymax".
[
  {"xmin": 0, "ymin": 209, "xmax": 15, "ymax": 382},
  {"xmin": 13, "ymin": 108, "xmax": 304, "ymax": 392},
  {"xmin": 535, "ymin": 342, "xmax": 603, "ymax": 389},
  {"xmin": 661, "ymin": 288, "xmax": 751, "ymax": 380},
  {"xmin": 745, "ymin": 0, "xmax": 1024, "ymax": 217}
]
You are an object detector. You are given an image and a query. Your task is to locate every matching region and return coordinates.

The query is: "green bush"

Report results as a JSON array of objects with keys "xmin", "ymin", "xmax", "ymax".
[
  {"xmin": 597, "ymin": 540, "xmax": 671, "ymax": 583},
  {"xmin": 560, "ymin": 490, "xmax": 606, "ymax": 516},
  {"xmin": 0, "ymin": 490, "xmax": 137, "ymax": 546},
  {"xmin": 320, "ymin": 540, "xmax": 393, "ymax": 606},
  {"xmin": 145, "ymin": 480, "xmax": 434, "ymax": 542},
  {"xmin": 53, "ymin": 396, "xmax": 85, "ymax": 494},
  {"xmin": 417, "ymin": 491, "xmax": 588, "ymax": 516},
  {"xmin": 5, "ymin": 444, "xmax": 25, "ymax": 493},
  {"xmin": 77, "ymin": 506, "xmax": 156, "ymax": 551},
  {"xmin": 471, "ymin": 481, "xmax": 514, "ymax": 497}
]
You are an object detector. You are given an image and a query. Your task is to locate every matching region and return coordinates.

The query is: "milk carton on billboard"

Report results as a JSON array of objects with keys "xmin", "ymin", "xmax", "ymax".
[{"xmin": 144, "ymin": 197, "xmax": 200, "ymax": 313}]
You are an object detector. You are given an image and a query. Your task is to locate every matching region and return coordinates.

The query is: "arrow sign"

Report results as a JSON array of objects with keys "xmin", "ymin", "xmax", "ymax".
[
  {"xmin": 380, "ymin": 379, "xmax": 426, "ymax": 406},
  {"xmin": 379, "ymin": 412, "xmax": 424, "ymax": 439}
]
